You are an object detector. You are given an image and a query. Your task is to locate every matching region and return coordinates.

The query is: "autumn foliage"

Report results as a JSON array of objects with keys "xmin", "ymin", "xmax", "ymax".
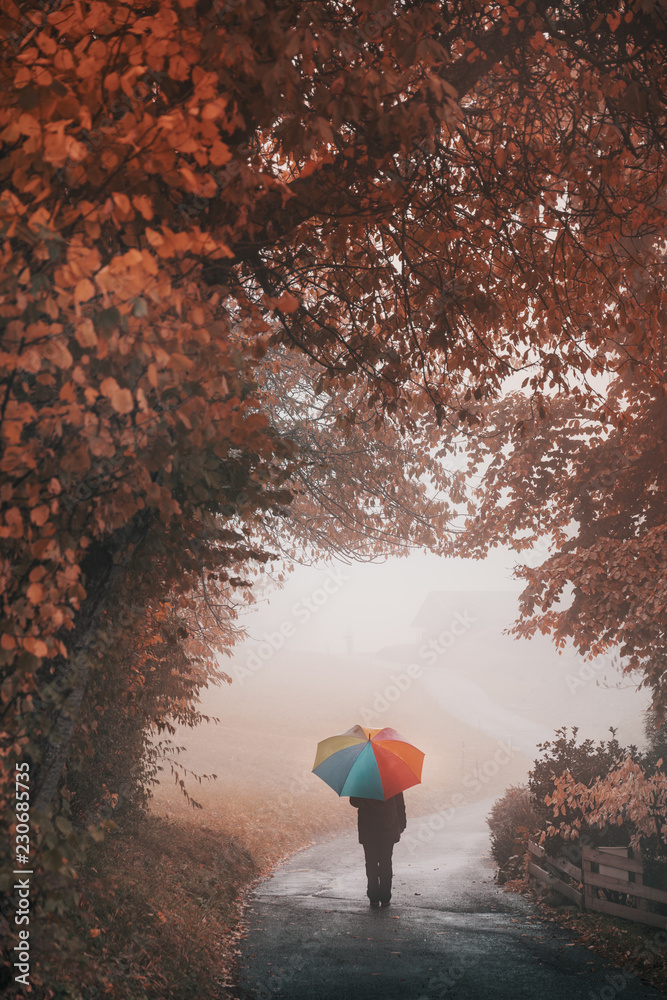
[
  {"xmin": 1, "ymin": 0, "xmax": 667, "ymax": 982},
  {"xmin": 545, "ymin": 756, "xmax": 667, "ymax": 851},
  {"xmin": 539, "ymin": 725, "xmax": 667, "ymax": 894}
]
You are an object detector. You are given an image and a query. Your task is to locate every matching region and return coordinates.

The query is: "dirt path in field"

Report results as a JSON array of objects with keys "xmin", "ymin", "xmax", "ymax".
[{"xmin": 236, "ymin": 797, "xmax": 665, "ymax": 1000}]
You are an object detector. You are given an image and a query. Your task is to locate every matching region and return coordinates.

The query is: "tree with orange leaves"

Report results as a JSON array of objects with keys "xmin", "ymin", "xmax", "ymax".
[{"xmin": 1, "ymin": 0, "xmax": 667, "ymax": 959}]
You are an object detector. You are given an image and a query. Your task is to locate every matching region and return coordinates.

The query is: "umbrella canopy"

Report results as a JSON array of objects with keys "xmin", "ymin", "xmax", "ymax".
[{"xmin": 312, "ymin": 725, "xmax": 424, "ymax": 801}]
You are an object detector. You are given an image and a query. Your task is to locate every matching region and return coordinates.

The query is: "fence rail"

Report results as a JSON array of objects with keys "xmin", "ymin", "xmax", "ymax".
[
  {"xmin": 527, "ymin": 841, "xmax": 667, "ymax": 929},
  {"xmin": 527, "ymin": 840, "xmax": 583, "ymax": 908}
]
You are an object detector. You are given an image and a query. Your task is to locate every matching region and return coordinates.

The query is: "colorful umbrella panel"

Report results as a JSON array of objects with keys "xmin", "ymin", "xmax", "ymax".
[{"xmin": 312, "ymin": 725, "xmax": 424, "ymax": 801}]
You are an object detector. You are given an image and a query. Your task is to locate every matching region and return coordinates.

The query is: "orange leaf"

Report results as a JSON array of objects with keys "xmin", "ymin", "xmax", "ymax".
[
  {"xmin": 100, "ymin": 378, "xmax": 134, "ymax": 414},
  {"xmin": 30, "ymin": 505, "xmax": 50, "ymax": 526},
  {"xmin": 14, "ymin": 67, "xmax": 32, "ymax": 88},
  {"xmin": 210, "ymin": 141, "xmax": 232, "ymax": 166},
  {"xmin": 24, "ymin": 637, "xmax": 48, "ymax": 657},
  {"xmin": 168, "ymin": 55, "xmax": 190, "ymax": 81},
  {"xmin": 201, "ymin": 102, "xmax": 225, "ymax": 121},
  {"xmin": 74, "ymin": 279, "xmax": 96, "ymax": 304},
  {"xmin": 36, "ymin": 32, "xmax": 57, "ymax": 55},
  {"xmin": 54, "ymin": 49, "xmax": 74, "ymax": 71},
  {"xmin": 299, "ymin": 158, "xmax": 320, "ymax": 179},
  {"xmin": 132, "ymin": 195, "xmax": 154, "ymax": 220},
  {"xmin": 144, "ymin": 228, "xmax": 164, "ymax": 248},
  {"xmin": 26, "ymin": 582, "xmax": 44, "ymax": 604},
  {"xmin": 75, "ymin": 319, "xmax": 98, "ymax": 348},
  {"xmin": 77, "ymin": 57, "xmax": 97, "ymax": 79},
  {"xmin": 112, "ymin": 192, "xmax": 132, "ymax": 216},
  {"xmin": 275, "ymin": 292, "xmax": 299, "ymax": 313}
]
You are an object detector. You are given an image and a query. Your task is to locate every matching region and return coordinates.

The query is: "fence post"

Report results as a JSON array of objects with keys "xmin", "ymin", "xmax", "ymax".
[
  {"xmin": 582, "ymin": 851, "xmax": 592, "ymax": 913},
  {"xmin": 633, "ymin": 846, "xmax": 648, "ymax": 910}
]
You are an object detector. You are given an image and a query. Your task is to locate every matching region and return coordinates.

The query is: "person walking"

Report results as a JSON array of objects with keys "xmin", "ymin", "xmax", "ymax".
[{"xmin": 350, "ymin": 792, "xmax": 406, "ymax": 908}]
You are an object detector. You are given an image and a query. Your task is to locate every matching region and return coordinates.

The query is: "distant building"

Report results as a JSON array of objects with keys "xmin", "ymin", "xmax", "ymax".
[{"xmin": 411, "ymin": 589, "xmax": 521, "ymax": 645}]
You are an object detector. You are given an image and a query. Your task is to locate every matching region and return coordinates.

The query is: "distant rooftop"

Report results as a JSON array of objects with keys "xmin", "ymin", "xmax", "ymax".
[{"xmin": 411, "ymin": 589, "xmax": 522, "ymax": 633}]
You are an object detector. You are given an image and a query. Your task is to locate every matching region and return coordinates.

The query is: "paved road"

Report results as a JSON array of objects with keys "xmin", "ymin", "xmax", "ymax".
[{"xmin": 236, "ymin": 798, "xmax": 664, "ymax": 1000}]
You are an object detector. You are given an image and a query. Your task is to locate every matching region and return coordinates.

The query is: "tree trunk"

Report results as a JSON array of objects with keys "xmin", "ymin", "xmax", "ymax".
[{"xmin": 32, "ymin": 509, "xmax": 153, "ymax": 815}]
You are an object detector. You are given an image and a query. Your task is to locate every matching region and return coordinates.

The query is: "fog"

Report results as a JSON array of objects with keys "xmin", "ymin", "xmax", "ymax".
[{"xmin": 155, "ymin": 547, "xmax": 650, "ymax": 840}]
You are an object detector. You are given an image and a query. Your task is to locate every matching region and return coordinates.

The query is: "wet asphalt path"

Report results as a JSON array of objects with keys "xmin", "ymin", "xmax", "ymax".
[{"xmin": 236, "ymin": 798, "xmax": 664, "ymax": 1000}]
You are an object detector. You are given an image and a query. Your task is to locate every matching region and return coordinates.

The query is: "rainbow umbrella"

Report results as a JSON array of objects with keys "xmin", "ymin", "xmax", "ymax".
[{"xmin": 312, "ymin": 725, "xmax": 424, "ymax": 801}]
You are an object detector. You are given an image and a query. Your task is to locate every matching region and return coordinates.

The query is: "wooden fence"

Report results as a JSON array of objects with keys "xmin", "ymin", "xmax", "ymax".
[
  {"xmin": 527, "ymin": 840, "xmax": 583, "ymax": 909},
  {"xmin": 527, "ymin": 841, "xmax": 667, "ymax": 929}
]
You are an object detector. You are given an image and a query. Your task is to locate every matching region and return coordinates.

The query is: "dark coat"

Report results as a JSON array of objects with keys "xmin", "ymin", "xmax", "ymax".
[{"xmin": 350, "ymin": 793, "xmax": 406, "ymax": 845}]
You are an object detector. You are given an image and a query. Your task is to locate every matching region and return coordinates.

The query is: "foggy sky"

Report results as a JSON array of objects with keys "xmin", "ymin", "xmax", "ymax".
[{"xmin": 239, "ymin": 548, "xmax": 524, "ymax": 655}]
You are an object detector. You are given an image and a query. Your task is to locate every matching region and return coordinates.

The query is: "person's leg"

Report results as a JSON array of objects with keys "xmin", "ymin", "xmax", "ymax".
[
  {"xmin": 378, "ymin": 840, "xmax": 394, "ymax": 905},
  {"xmin": 363, "ymin": 842, "xmax": 381, "ymax": 904}
]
